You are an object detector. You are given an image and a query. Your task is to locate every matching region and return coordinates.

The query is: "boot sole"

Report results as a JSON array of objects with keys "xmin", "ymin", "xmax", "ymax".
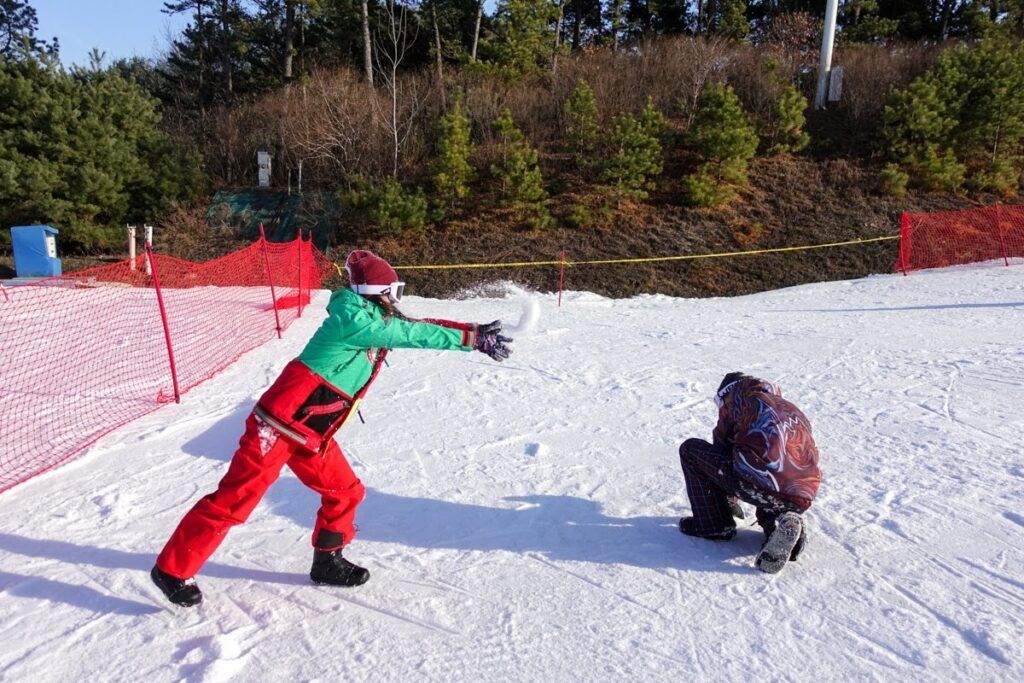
[
  {"xmin": 755, "ymin": 512, "xmax": 803, "ymax": 575},
  {"xmin": 310, "ymin": 571, "xmax": 370, "ymax": 587}
]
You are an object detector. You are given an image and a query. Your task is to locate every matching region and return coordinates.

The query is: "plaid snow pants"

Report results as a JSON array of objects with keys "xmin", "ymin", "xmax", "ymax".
[
  {"xmin": 678, "ymin": 438, "xmax": 801, "ymax": 535},
  {"xmin": 156, "ymin": 412, "xmax": 365, "ymax": 580}
]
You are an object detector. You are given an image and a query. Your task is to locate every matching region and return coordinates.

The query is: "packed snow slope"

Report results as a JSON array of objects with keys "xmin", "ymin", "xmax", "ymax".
[{"xmin": 2, "ymin": 264, "xmax": 1023, "ymax": 682}]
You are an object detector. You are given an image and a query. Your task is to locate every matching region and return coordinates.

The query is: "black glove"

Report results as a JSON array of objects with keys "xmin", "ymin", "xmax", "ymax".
[
  {"xmin": 474, "ymin": 320, "xmax": 513, "ymax": 362},
  {"xmin": 476, "ymin": 320, "xmax": 503, "ymax": 335}
]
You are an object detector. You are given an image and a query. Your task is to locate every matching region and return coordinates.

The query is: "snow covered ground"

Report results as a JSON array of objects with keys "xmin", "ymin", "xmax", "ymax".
[{"xmin": 1, "ymin": 263, "xmax": 1022, "ymax": 682}]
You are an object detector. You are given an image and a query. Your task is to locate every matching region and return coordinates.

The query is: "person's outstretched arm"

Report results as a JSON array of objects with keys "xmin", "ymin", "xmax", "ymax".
[{"xmin": 339, "ymin": 305, "xmax": 476, "ymax": 351}]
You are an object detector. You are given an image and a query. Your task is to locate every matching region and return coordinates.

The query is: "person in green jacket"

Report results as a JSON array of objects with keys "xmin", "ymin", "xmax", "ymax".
[{"xmin": 151, "ymin": 250, "xmax": 513, "ymax": 607}]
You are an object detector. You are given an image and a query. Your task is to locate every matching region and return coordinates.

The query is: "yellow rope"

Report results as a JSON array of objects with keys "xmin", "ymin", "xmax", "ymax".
[{"xmin": 332, "ymin": 235, "xmax": 899, "ymax": 273}]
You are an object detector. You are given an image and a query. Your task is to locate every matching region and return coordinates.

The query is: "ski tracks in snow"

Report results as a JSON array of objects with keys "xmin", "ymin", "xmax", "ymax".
[{"xmin": 3, "ymin": 272, "xmax": 1024, "ymax": 680}]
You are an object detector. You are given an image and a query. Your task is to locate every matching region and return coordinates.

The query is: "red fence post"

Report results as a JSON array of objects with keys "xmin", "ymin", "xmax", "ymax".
[
  {"xmin": 297, "ymin": 230, "xmax": 306, "ymax": 318},
  {"xmin": 995, "ymin": 203, "xmax": 1009, "ymax": 267},
  {"xmin": 899, "ymin": 212, "xmax": 911, "ymax": 276},
  {"xmin": 260, "ymin": 224, "xmax": 283, "ymax": 339},
  {"xmin": 558, "ymin": 250, "xmax": 565, "ymax": 308},
  {"xmin": 146, "ymin": 242, "xmax": 181, "ymax": 404}
]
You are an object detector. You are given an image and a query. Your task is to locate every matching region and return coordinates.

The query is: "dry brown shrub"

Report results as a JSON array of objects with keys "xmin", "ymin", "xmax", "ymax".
[
  {"xmin": 156, "ymin": 203, "xmax": 249, "ymax": 262},
  {"xmin": 731, "ymin": 218, "xmax": 766, "ymax": 248},
  {"xmin": 753, "ymin": 11, "xmax": 823, "ymax": 72},
  {"xmin": 832, "ymin": 43, "xmax": 945, "ymax": 142},
  {"xmin": 648, "ymin": 37, "xmax": 733, "ymax": 127},
  {"xmin": 163, "ymin": 35, "xmax": 950, "ymax": 195}
]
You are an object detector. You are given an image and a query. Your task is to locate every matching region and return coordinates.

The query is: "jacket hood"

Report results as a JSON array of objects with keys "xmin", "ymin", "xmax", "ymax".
[{"xmin": 717, "ymin": 374, "xmax": 780, "ymax": 406}]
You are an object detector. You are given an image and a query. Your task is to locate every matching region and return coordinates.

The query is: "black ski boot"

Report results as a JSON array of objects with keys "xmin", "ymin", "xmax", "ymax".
[
  {"xmin": 150, "ymin": 565, "xmax": 203, "ymax": 607},
  {"xmin": 310, "ymin": 549, "xmax": 370, "ymax": 587},
  {"xmin": 678, "ymin": 517, "xmax": 737, "ymax": 541}
]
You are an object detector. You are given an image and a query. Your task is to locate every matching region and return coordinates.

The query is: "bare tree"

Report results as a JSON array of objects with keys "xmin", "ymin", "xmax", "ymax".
[
  {"xmin": 609, "ymin": 0, "xmax": 623, "ymax": 53},
  {"xmin": 471, "ymin": 1, "xmax": 483, "ymax": 61},
  {"xmin": 291, "ymin": 69, "xmax": 376, "ymax": 179},
  {"xmin": 373, "ymin": 0, "xmax": 422, "ymax": 178},
  {"xmin": 361, "ymin": 0, "xmax": 374, "ymax": 85},
  {"xmin": 552, "ymin": 0, "xmax": 566, "ymax": 75},
  {"xmin": 430, "ymin": 0, "xmax": 444, "ymax": 85},
  {"xmin": 678, "ymin": 37, "xmax": 730, "ymax": 127},
  {"xmin": 283, "ymin": 0, "xmax": 297, "ymax": 80},
  {"xmin": 218, "ymin": 0, "xmax": 233, "ymax": 102}
]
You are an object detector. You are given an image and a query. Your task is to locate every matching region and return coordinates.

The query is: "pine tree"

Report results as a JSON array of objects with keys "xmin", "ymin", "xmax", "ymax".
[
  {"xmin": 602, "ymin": 111, "xmax": 663, "ymax": 200},
  {"xmin": 714, "ymin": 0, "xmax": 749, "ymax": 41},
  {"xmin": 639, "ymin": 95, "xmax": 667, "ymax": 143},
  {"xmin": 490, "ymin": 108, "xmax": 551, "ymax": 228},
  {"xmin": 564, "ymin": 79, "xmax": 598, "ymax": 163},
  {"xmin": 600, "ymin": 96, "xmax": 666, "ymax": 200},
  {"xmin": 434, "ymin": 91, "xmax": 475, "ymax": 213},
  {"xmin": 684, "ymin": 83, "xmax": 759, "ymax": 207},
  {"xmin": 0, "ymin": 56, "xmax": 204, "ymax": 250},
  {"xmin": 162, "ymin": 0, "xmax": 252, "ymax": 106},
  {"xmin": 841, "ymin": 0, "xmax": 899, "ymax": 44},
  {"xmin": 882, "ymin": 36, "xmax": 1024, "ymax": 194},
  {"xmin": 940, "ymin": 36, "xmax": 1024, "ymax": 192},
  {"xmin": 882, "ymin": 80, "xmax": 965, "ymax": 192},
  {"xmin": 0, "ymin": 0, "xmax": 57, "ymax": 60},
  {"xmin": 563, "ymin": 0, "xmax": 603, "ymax": 51},
  {"xmin": 761, "ymin": 67, "xmax": 810, "ymax": 156},
  {"xmin": 489, "ymin": 0, "xmax": 557, "ymax": 78}
]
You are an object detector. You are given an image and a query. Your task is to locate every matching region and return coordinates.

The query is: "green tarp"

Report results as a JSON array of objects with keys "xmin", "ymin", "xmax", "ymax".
[{"xmin": 206, "ymin": 190, "xmax": 339, "ymax": 251}]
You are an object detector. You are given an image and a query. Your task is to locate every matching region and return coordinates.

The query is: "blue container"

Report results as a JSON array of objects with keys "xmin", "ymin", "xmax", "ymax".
[{"xmin": 10, "ymin": 225, "xmax": 62, "ymax": 278}]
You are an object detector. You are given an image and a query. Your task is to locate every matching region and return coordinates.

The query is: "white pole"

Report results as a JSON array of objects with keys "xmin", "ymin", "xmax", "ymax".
[
  {"xmin": 298, "ymin": 159, "xmax": 303, "ymax": 194},
  {"xmin": 144, "ymin": 225, "xmax": 154, "ymax": 276},
  {"xmin": 814, "ymin": 0, "xmax": 840, "ymax": 110},
  {"xmin": 127, "ymin": 225, "xmax": 137, "ymax": 271}
]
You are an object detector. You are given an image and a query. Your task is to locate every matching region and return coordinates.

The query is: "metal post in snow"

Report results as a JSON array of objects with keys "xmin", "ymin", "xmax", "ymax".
[
  {"xmin": 558, "ymin": 250, "xmax": 565, "ymax": 308},
  {"xmin": 814, "ymin": 0, "xmax": 840, "ymax": 110},
  {"xmin": 899, "ymin": 212, "xmax": 911, "ymax": 276},
  {"xmin": 146, "ymin": 241, "xmax": 181, "ymax": 404},
  {"xmin": 297, "ymin": 229, "xmax": 305, "ymax": 318},
  {"xmin": 127, "ymin": 225, "xmax": 137, "ymax": 271},
  {"xmin": 995, "ymin": 203, "xmax": 1009, "ymax": 267},
  {"xmin": 260, "ymin": 224, "xmax": 283, "ymax": 339},
  {"xmin": 144, "ymin": 225, "xmax": 154, "ymax": 276}
]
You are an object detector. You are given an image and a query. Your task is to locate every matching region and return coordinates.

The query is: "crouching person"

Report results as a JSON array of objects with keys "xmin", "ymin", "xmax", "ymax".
[{"xmin": 678, "ymin": 372, "xmax": 821, "ymax": 574}]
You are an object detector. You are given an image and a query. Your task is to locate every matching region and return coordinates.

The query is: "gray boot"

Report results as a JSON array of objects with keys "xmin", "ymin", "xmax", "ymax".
[{"xmin": 755, "ymin": 512, "xmax": 803, "ymax": 574}]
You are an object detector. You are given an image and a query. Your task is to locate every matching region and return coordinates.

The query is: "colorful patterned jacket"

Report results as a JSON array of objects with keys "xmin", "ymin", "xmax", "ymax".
[{"xmin": 713, "ymin": 377, "xmax": 821, "ymax": 510}]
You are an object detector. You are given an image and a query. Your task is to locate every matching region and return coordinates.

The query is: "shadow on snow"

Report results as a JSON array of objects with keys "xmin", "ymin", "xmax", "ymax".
[
  {"xmin": 181, "ymin": 401, "xmax": 763, "ymax": 576},
  {"xmin": 0, "ymin": 396, "xmax": 764, "ymax": 611}
]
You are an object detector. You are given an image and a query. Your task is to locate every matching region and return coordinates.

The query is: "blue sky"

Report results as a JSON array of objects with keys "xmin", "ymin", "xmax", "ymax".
[{"xmin": 34, "ymin": 1, "xmax": 188, "ymax": 67}]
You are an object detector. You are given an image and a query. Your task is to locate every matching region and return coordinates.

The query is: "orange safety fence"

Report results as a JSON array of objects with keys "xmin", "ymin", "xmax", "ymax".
[
  {"xmin": 0, "ymin": 235, "xmax": 333, "ymax": 494},
  {"xmin": 896, "ymin": 204, "xmax": 1024, "ymax": 273}
]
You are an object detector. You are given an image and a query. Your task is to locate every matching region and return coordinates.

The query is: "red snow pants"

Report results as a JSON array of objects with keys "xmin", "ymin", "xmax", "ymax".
[{"xmin": 156, "ymin": 412, "xmax": 365, "ymax": 579}]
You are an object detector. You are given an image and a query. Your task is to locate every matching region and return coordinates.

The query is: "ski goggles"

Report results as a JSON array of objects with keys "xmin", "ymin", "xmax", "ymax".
[{"xmin": 350, "ymin": 281, "xmax": 406, "ymax": 302}]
